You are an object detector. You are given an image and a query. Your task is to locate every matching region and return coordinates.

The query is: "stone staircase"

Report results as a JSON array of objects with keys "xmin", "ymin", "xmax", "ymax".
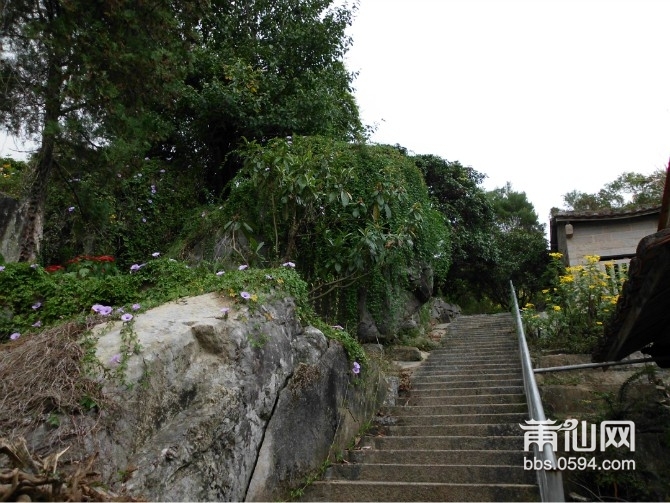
[{"xmin": 302, "ymin": 313, "xmax": 540, "ymax": 502}]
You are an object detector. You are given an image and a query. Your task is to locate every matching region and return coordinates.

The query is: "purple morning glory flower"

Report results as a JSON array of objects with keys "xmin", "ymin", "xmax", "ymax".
[
  {"xmin": 130, "ymin": 264, "xmax": 141, "ymax": 272},
  {"xmin": 159, "ymin": 169, "xmax": 165, "ymax": 173},
  {"xmin": 152, "ymin": 252, "xmax": 160, "ymax": 258},
  {"xmin": 331, "ymin": 325, "xmax": 344, "ymax": 331},
  {"xmin": 9, "ymin": 332, "xmax": 20, "ymax": 340},
  {"xmin": 221, "ymin": 307, "xmax": 230, "ymax": 315},
  {"xmin": 32, "ymin": 302, "xmax": 42, "ymax": 310},
  {"xmin": 282, "ymin": 261, "xmax": 296, "ymax": 268},
  {"xmin": 240, "ymin": 291, "xmax": 251, "ymax": 300},
  {"xmin": 121, "ymin": 313, "xmax": 133, "ymax": 322},
  {"xmin": 32, "ymin": 320, "xmax": 41, "ymax": 328},
  {"xmin": 30, "ymin": 264, "xmax": 38, "ymax": 269},
  {"xmin": 151, "ymin": 185, "xmax": 157, "ymax": 194},
  {"xmin": 132, "ymin": 303, "xmax": 141, "ymax": 311},
  {"xmin": 216, "ymin": 271, "xmax": 225, "ymax": 276},
  {"xmin": 68, "ymin": 206, "xmax": 75, "ymax": 213},
  {"xmin": 109, "ymin": 354, "xmax": 122, "ymax": 365},
  {"xmin": 142, "ymin": 218, "xmax": 147, "ymax": 223},
  {"xmin": 0, "ymin": 266, "xmax": 5, "ymax": 272},
  {"xmin": 99, "ymin": 306, "xmax": 113, "ymax": 316},
  {"xmin": 352, "ymin": 362, "xmax": 361, "ymax": 375},
  {"xmin": 91, "ymin": 304, "xmax": 104, "ymax": 313},
  {"xmin": 238, "ymin": 264, "xmax": 248, "ymax": 271}
]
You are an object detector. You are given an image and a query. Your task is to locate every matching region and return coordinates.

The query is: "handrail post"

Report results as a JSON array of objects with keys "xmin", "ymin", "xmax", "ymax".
[{"xmin": 510, "ymin": 281, "xmax": 565, "ymax": 502}]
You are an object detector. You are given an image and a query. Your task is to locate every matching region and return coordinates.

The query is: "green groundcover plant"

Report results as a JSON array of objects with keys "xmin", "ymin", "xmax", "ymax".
[
  {"xmin": 0, "ymin": 254, "xmax": 365, "ymax": 362},
  {"xmin": 521, "ymin": 253, "xmax": 625, "ymax": 353}
]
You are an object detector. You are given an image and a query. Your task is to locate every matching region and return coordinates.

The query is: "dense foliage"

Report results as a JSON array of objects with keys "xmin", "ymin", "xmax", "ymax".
[
  {"xmin": 212, "ymin": 136, "xmax": 450, "ymax": 332},
  {"xmin": 485, "ymin": 183, "xmax": 549, "ymax": 308},
  {"xmin": 412, "ymin": 154, "xmax": 496, "ymax": 298},
  {"xmin": 168, "ymin": 0, "xmax": 363, "ymax": 195},
  {"xmin": 414, "ymin": 155, "xmax": 547, "ymax": 311}
]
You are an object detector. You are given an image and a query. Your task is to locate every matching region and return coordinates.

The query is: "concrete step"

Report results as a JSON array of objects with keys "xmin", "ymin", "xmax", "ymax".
[
  {"xmin": 382, "ymin": 422, "xmax": 523, "ymax": 436},
  {"xmin": 404, "ymin": 393, "xmax": 526, "ymax": 406},
  {"xmin": 388, "ymin": 403, "xmax": 528, "ymax": 416},
  {"xmin": 362, "ymin": 435, "xmax": 526, "ymax": 451},
  {"xmin": 390, "ymin": 413, "xmax": 527, "ymax": 426},
  {"xmin": 413, "ymin": 368, "xmax": 522, "ymax": 378},
  {"xmin": 402, "ymin": 385, "xmax": 524, "ymax": 396},
  {"xmin": 430, "ymin": 340, "xmax": 519, "ymax": 352},
  {"xmin": 417, "ymin": 360, "xmax": 521, "ymax": 367},
  {"xmin": 325, "ymin": 463, "xmax": 536, "ymax": 485},
  {"xmin": 303, "ymin": 480, "xmax": 540, "ymax": 502},
  {"xmin": 419, "ymin": 359, "xmax": 520, "ymax": 366},
  {"xmin": 411, "ymin": 378, "xmax": 524, "ymax": 388},
  {"xmin": 414, "ymin": 360, "xmax": 521, "ymax": 376},
  {"xmin": 347, "ymin": 448, "xmax": 527, "ymax": 466},
  {"xmin": 412, "ymin": 373, "xmax": 522, "ymax": 384}
]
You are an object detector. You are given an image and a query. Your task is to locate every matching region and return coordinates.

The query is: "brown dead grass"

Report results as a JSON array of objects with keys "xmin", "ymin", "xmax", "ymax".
[{"xmin": 0, "ymin": 317, "xmax": 107, "ymax": 436}]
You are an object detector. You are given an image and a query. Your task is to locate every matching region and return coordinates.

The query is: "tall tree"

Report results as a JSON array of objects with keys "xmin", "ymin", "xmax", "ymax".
[
  {"xmin": 563, "ymin": 169, "xmax": 666, "ymax": 211},
  {"xmin": 0, "ymin": 0, "xmax": 202, "ymax": 261},
  {"xmin": 166, "ymin": 0, "xmax": 363, "ymax": 195},
  {"xmin": 486, "ymin": 184, "xmax": 548, "ymax": 307},
  {"xmin": 413, "ymin": 154, "xmax": 497, "ymax": 297}
]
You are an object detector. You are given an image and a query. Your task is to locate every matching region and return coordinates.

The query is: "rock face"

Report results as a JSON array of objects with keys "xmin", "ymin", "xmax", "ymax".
[
  {"xmin": 429, "ymin": 298, "xmax": 461, "ymax": 323},
  {"xmin": 22, "ymin": 293, "xmax": 386, "ymax": 501}
]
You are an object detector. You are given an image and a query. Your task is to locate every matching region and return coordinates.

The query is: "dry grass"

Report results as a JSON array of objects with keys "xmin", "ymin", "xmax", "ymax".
[
  {"xmin": 0, "ymin": 436, "xmax": 142, "ymax": 502},
  {"xmin": 0, "ymin": 318, "xmax": 107, "ymax": 436}
]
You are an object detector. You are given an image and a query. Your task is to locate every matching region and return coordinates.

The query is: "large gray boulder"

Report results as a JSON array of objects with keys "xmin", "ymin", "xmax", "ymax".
[{"xmin": 10, "ymin": 293, "xmax": 385, "ymax": 501}]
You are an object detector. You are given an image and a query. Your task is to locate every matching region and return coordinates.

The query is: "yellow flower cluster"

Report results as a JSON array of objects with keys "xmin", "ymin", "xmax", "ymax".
[
  {"xmin": 584, "ymin": 255, "xmax": 601, "ymax": 264},
  {"xmin": 549, "ymin": 252, "xmax": 563, "ymax": 259}
]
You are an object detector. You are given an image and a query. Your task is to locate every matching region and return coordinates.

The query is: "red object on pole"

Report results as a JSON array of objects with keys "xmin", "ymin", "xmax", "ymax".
[{"xmin": 658, "ymin": 157, "xmax": 670, "ymax": 231}]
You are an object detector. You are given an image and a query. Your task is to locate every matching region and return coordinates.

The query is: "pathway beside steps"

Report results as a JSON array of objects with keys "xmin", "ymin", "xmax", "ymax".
[{"xmin": 303, "ymin": 313, "xmax": 540, "ymax": 502}]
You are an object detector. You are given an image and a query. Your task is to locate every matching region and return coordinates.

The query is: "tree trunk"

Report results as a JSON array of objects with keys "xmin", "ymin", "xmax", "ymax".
[{"xmin": 17, "ymin": 58, "xmax": 61, "ymax": 262}]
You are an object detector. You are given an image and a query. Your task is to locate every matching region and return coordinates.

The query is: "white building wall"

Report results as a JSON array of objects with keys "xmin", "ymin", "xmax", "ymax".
[{"xmin": 564, "ymin": 215, "xmax": 658, "ymax": 266}]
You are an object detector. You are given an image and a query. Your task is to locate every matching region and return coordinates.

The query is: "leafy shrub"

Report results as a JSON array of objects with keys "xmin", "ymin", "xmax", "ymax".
[
  {"xmin": 521, "ymin": 253, "xmax": 624, "ymax": 353},
  {"xmin": 215, "ymin": 136, "xmax": 451, "ymax": 335}
]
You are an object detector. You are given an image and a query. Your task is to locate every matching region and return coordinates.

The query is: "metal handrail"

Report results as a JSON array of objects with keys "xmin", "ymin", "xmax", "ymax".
[{"xmin": 510, "ymin": 281, "xmax": 565, "ymax": 502}]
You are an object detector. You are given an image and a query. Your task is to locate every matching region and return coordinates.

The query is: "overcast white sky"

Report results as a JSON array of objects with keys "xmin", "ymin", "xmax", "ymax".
[{"xmin": 344, "ymin": 0, "xmax": 670, "ymax": 229}]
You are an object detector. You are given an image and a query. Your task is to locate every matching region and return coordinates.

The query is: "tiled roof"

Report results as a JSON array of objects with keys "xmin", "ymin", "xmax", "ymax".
[{"xmin": 552, "ymin": 204, "xmax": 661, "ymax": 221}]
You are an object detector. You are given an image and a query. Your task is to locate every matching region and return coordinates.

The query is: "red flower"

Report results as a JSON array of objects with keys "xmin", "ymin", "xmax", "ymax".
[
  {"xmin": 45, "ymin": 264, "xmax": 64, "ymax": 273},
  {"xmin": 95, "ymin": 255, "xmax": 115, "ymax": 262}
]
